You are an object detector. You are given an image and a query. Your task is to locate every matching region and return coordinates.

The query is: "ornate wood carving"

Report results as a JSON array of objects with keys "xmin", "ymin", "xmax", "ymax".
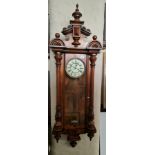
[
  {"xmin": 87, "ymin": 35, "xmax": 102, "ymax": 49},
  {"xmin": 87, "ymin": 54, "xmax": 97, "ymax": 140},
  {"xmin": 49, "ymin": 4, "xmax": 102, "ymax": 147},
  {"xmin": 62, "ymin": 4, "xmax": 91, "ymax": 47},
  {"xmin": 49, "ymin": 33, "xmax": 65, "ymax": 47}
]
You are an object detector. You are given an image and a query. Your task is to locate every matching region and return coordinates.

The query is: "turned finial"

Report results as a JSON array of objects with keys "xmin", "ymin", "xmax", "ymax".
[
  {"xmin": 55, "ymin": 33, "xmax": 60, "ymax": 38},
  {"xmin": 76, "ymin": 4, "xmax": 79, "ymax": 10},
  {"xmin": 93, "ymin": 35, "xmax": 97, "ymax": 40},
  {"xmin": 72, "ymin": 4, "xmax": 82, "ymax": 20}
]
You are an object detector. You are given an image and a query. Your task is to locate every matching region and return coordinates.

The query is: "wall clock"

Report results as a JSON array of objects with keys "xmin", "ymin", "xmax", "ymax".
[{"xmin": 49, "ymin": 4, "xmax": 102, "ymax": 147}]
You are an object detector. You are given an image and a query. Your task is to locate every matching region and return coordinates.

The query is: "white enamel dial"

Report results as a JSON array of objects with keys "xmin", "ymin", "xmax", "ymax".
[{"xmin": 66, "ymin": 58, "xmax": 85, "ymax": 78}]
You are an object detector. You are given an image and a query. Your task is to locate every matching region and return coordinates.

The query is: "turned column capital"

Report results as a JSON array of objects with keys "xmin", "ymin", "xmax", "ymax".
[
  {"xmin": 89, "ymin": 54, "xmax": 97, "ymax": 66},
  {"xmin": 54, "ymin": 52, "xmax": 62, "ymax": 65}
]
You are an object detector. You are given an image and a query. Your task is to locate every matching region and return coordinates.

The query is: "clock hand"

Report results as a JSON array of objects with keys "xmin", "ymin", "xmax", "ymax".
[{"xmin": 71, "ymin": 64, "xmax": 76, "ymax": 69}]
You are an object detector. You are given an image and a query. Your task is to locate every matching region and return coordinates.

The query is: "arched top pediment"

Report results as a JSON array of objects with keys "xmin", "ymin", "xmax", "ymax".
[
  {"xmin": 49, "ymin": 4, "xmax": 102, "ymax": 50},
  {"xmin": 49, "ymin": 33, "xmax": 65, "ymax": 47}
]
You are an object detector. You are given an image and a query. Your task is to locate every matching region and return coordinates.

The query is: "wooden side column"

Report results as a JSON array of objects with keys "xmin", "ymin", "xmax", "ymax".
[
  {"xmin": 52, "ymin": 52, "xmax": 63, "ymax": 142},
  {"xmin": 86, "ymin": 55, "xmax": 90, "ymax": 126},
  {"xmin": 87, "ymin": 53, "xmax": 97, "ymax": 141}
]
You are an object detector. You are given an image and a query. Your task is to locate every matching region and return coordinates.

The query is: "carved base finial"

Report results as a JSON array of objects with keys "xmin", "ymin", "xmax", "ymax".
[
  {"xmin": 52, "ymin": 122, "xmax": 62, "ymax": 143},
  {"xmin": 70, "ymin": 141, "xmax": 77, "ymax": 147},
  {"xmin": 72, "ymin": 36, "xmax": 81, "ymax": 47},
  {"xmin": 53, "ymin": 131, "xmax": 61, "ymax": 143},
  {"xmin": 88, "ymin": 132, "xmax": 94, "ymax": 141},
  {"xmin": 67, "ymin": 131, "xmax": 81, "ymax": 147},
  {"xmin": 87, "ymin": 123, "xmax": 96, "ymax": 141}
]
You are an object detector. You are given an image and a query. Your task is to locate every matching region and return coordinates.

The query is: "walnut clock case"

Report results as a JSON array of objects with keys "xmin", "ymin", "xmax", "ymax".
[{"xmin": 49, "ymin": 4, "xmax": 102, "ymax": 147}]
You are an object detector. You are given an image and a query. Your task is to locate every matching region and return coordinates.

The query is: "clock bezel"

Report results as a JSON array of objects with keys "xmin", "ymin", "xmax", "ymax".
[{"xmin": 65, "ymin": 58, "xmax": 86, "ymax": 79}]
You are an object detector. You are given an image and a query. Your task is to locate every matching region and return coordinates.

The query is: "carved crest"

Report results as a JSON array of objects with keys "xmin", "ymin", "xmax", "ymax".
[
  {"xmin": 49, "ymin": 4, "xmax": 102, "ymax": 49},
  {"xmin": 49, "ymin": 33, "xmax": 65, "ymax": 47},
  {"xmin": 87, "ymin": 35, "xmax": 102, "ymax": 49},
  {"xmin": 61, "ymin": 4, "xmax": 91, "ymax": 47}
]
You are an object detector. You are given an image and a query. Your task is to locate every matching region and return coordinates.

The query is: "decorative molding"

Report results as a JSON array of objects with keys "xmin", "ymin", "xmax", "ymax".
[
  {"xmin": 87, "ymin": 35, "xmax": 102, "ymax": 49},
  {"xmin": 49, "ymin": 33, "xmax": 65, "ymax": 47},
  {"xmin": 61, "ymin": 4, "xmax": 91, "ymax": 47},
  {"xmin": 67, "ymin": 130, "xmax": 81, "ymax": 147},
  {"xmin": 52, "ymin": 52, "xmax": 63, "ymax": 142}
]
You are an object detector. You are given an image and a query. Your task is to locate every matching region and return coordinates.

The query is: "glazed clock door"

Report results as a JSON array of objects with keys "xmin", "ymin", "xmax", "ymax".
[{"xmin": 63, "ymin": 54, "xmax": 86, "ymax": 131}]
